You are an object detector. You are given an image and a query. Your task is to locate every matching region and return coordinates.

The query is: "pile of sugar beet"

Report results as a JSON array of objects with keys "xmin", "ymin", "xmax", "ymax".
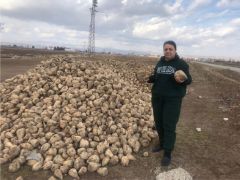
[{"xmin": 0, "ymin": 56, "xmax": 156, "ymax": 179}]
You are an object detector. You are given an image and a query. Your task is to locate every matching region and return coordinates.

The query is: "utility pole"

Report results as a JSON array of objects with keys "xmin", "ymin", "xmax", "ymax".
[{"xmin": 88, "ymin": 0, "xmax": 97, "ymax": 54}]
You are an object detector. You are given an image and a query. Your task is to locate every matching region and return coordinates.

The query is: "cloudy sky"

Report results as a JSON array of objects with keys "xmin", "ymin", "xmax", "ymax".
[{"xmin": 1, "ymin": 0, "xmax": 240, "ymax": 59}]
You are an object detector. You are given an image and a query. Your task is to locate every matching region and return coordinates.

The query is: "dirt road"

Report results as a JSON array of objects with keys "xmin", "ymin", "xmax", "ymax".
[
  {"xmin": 1, "ymin": 48, "xmax": 240, "ymax": 180},
  {"xmin": 196, "ymin": 61, "xmax": 240, "ymax": 73}
]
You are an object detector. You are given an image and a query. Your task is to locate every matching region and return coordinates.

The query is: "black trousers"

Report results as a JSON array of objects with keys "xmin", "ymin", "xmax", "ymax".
[{"xmin": 151, "ymin": 96, "xmax": 182, "ymax": 152}]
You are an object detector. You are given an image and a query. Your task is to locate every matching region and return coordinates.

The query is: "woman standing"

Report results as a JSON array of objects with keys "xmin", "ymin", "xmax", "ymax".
[{"xmin": 148, "ymin": 40, "xmax": 192, "ymax": 166}]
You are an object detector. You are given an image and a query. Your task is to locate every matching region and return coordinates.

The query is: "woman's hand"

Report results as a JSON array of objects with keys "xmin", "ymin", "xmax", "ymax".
[
  {"xmin": 147, "ymin": 74, "xmax": 155, "ymax": 83},
  {"xmin": 174, "ymin": 70, "xmax": 187, "ymax": 83}
]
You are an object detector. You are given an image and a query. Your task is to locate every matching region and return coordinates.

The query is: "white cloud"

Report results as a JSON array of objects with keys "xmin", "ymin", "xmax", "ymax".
[
  {"xmin": 139, "ymin": 0, "xmax": 153, "ymax": 4},
  {"xmin": 0, "ymin": 0, "xmax": 27, "ymax": 10},
  {"xmin": 132, "ymin": 18, "xmax": 199, "ymax": 42},
  {"xmin": 0, "ymin": 16, "xmax": 88, "ymax": 48},
  {"xmin": 230, "ymin": 18, "xmax": 240, "ymax": 26},
  {"xmin": 188, "ymin": 0, "xmax": 211, "ymax": 11},
  {"xmin": 196, "ymin": 9, "xmax": 229, "ymax": 22},
  {"xmin": 164, "ymin": 0, "xmax": 183, "ymax": 14},
  {"xmin": 39, "ymin": 32, "xmax": 55, "ymax": 38},
  {"xmin": 121, "ymin": 0, "xmax": 128, "ymax": 6},
  {"xmin": 132, "ymin": 15, "xmax": 239, "ymax": 51},
  {"xmin": 0, "ymin": 0, "xmax": 91, "ymax": 32},
  {"xmin": 216, "ymin": 0, "xmax": 240, "ymax": 8},
  {"xmin": 192, "ymin": 44, "xmax": 201, "ymax": 48},
  {"xmin": 214, "ymin": 27, "xmax": 236, "ymax": 37},
  {"xmin": 132, "ymin": 17, "xmax": 172, "ymax": 40}
]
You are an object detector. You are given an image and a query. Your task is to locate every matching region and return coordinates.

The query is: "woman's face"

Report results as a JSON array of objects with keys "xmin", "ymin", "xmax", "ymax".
[{"xmin": 163, "ymin": 44, "xmax": 176, "ymax": 60}]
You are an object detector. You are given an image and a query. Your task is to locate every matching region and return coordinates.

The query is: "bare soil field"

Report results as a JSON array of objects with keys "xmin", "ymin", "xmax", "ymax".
[{"xmin": 1, "ymin": 48, "xmax": 240, "ymax": 180}]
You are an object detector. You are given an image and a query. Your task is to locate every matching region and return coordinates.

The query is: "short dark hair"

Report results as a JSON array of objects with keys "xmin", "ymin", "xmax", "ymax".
[{"xmin": 163, "ymin": 40, "xmax": 177, "ymax": 50}]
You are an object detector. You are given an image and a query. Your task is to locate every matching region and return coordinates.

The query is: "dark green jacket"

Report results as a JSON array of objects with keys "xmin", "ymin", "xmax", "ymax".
[{"xmin": 149, "ymin": 55, "xmax": 192, "ymax": 97}]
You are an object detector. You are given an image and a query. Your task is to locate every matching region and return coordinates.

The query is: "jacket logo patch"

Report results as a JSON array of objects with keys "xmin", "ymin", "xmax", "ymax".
[{"xmin": 157, "ymin": 66, "xmax": 176, "ymax": 74}]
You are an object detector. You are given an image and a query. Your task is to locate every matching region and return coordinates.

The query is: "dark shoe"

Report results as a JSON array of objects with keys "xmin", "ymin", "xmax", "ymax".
[
  {"xmin": 152, "ymin": 144, "xmax": 163, "ymax": 153},
  {"xmin": 161, "ymin": 151, "xmax": 172, "ymax": 166},
  {"xmin": 161, "ymin": 156, "xmax": 171, "ymax": 166},
  {"xmin": 161, "ymin": 151, "xmax": 171, "ymax": 166}
]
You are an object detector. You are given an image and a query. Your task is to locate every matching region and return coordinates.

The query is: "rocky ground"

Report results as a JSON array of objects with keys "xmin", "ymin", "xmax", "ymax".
[{"xmin": 1, "ymin": 47, "xmax": 240, "ymax": 180}]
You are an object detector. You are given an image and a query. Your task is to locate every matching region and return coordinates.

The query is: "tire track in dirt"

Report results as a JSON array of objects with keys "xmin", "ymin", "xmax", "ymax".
[
  {"xmin": 200, "ymin": 65, "xmax": 240, "ymax": 85},
  {"xmin": 196, "ymin": 62, "xmax": 240, "ymax": 73}
]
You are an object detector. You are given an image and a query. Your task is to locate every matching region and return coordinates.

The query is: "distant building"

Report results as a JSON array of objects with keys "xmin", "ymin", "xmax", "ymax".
[{"xmin": 53, "ymin": 46, "xmax": 65, "ymax": 51}]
